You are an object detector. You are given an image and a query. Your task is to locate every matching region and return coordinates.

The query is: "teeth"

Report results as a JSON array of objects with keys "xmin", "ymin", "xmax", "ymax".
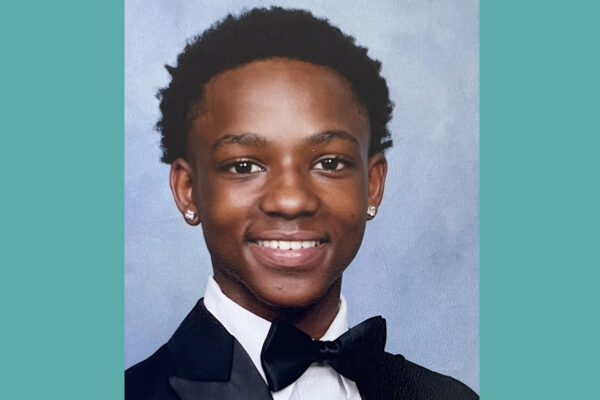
[{"xmin": 257, "ymin": 240, "xmax": 319, "ymax": 249}]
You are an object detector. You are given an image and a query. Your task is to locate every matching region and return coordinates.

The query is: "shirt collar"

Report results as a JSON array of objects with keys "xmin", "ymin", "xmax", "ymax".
[{"xmin": 203, "ymin": 276, "xmax": 350, "ymax": 383}]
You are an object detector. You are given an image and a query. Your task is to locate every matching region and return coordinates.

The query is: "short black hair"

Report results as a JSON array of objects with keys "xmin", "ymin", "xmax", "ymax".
[{"xmin": 157, "ymin": 7, "xmax": 393, "ymax": 164}]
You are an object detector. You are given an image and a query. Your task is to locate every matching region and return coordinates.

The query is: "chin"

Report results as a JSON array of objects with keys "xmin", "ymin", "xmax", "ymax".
[
  {"xmin": 253, "ymin": 277, "xmax": 337, "ymax": 311},
  {"xmin": 263, "ymin": 292, "xmax": 318, "ymax": 310}
]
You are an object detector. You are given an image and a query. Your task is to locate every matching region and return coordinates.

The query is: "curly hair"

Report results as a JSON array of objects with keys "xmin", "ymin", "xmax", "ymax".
[{"xmin": 157, "ymin": 7, "xmax": 394, "ymax": 164}]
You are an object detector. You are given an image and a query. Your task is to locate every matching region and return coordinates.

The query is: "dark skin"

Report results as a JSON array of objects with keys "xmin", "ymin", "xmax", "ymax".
[{"xmin": 170, "ymin": 59, "xmax": 387, "ymax": 339}]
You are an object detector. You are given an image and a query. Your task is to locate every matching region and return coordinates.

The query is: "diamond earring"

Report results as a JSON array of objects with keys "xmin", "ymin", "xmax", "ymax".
[
  {"xmin": 184, "ymin": 209, "xmax": 196, "ymax": 221},
  {"xmin": 366, "ymin": 205, "xmax": 377, "ymax": 217}
]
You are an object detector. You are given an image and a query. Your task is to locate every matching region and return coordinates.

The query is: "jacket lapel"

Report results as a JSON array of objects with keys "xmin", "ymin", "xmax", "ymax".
[
  {"xmin": 354, "ymin": 351, "xmax": 402, "ymax": 400},
  {"xmin": 354, "ymin": 352, "xmax": 479, "ymax": 400},
  {"xmin": 166, "ymin": 300, "xmax": 273, "ymax": 400}
]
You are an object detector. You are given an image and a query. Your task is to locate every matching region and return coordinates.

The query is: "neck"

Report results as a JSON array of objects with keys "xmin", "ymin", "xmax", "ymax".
[
  {"xmin": 272, "ymin": 281, "xmax": 342, "ymax": 339},
  {"xmin": 214, "ymin": 274, "xmax": 343, "ymax": 340}
]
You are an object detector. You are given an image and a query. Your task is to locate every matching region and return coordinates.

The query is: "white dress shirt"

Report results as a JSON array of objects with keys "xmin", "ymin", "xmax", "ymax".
[{"xmin": 204, "ymin": 277, "xmax": 362, "ymax": 400}]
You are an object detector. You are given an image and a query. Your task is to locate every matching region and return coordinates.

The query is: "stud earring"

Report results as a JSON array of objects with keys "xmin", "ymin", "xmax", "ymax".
[
  {"xmin": 184, "ymin": 209, "xmax": 196, "ymax": 221},
  {"xmin": 366, "ymin": 205, "xmax": 377, "ymax": 217}
]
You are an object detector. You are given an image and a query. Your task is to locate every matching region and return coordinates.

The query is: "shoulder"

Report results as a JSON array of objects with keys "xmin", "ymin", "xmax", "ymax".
[
  {"xmin": 125, "ymin": 300, "xmax": 233, "ymax": 399},
  {"xmin": 125, "ymin": 345, "xmax": 178, "ymax": 400},
  {"xmin": 361, "ymin": 352, "xmax": 478, "ymax": 400},
  {"xmin": 397, "ymin": 356, "xmax": 478, "ymax": 400}
]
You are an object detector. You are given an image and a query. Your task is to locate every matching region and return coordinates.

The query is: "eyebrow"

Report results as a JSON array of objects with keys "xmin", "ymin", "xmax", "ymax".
[
  {"xmin": 211, "ymin": 133, "xmax": 267, "ymax": 151},
  {"xmin": 210, "ymin": 130, "xmax": 359, "ymax": 151},
  {"xmin": 304, "ymin": 130, "xmax": 359, "ymax": 146}
]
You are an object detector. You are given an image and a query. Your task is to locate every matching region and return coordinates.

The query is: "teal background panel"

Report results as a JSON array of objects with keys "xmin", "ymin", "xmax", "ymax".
[
  {"xmin": 482, "ymin": 1, "xmax": 599, "ymax": 399},
  {"xmin": 1, "ymin": 0, "xmax": 599, "ymax": 398},
  {"xmin": 0, "ymin": 1, "xmax": 124, "ymax": 399}
]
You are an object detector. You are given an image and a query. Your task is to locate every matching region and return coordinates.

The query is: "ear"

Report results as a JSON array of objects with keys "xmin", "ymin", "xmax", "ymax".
[
  {"xmin": 366, "ymin": 152, "xmax": 387, "ymax": 220},
  {"xmin": 170, "ymin": 158, "xmax": 200, "ymax": 225}
]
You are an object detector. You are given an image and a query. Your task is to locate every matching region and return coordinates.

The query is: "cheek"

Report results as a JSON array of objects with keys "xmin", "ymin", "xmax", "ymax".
[
  {"xmin": 196, "ymin": 177, "xmax": 258, "ymax": 225},
  {"xmin": 318, "ymin": 182, "xmax": 368, "ymax": 256},
  {"xmin": 318, "ymin": 176, "xmax": 369, "ymax": 219}
]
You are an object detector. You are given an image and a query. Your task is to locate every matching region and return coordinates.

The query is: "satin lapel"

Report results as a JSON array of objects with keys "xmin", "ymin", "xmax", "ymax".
[
  {"xmin": 169, "ymin": 341, "xmax": 273, "ymax": 400},
  {"xmin": 355, "ymin": 352, "xmax": 410, "ymax": 400},
  {"xmin": 166, "ymin": 299, "xmax": 233, "ymax": 381},
  {"xmin": 166, "ymin": 300, "xmax": 272, "ymax": 400},
  {"xmin": 357, "ymin": 353, "xmax": 480, "ymax": 400}
]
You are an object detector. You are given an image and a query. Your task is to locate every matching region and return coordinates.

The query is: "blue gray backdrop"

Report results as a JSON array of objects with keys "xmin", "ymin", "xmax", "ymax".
[{"xmin": 125, "ymin": 0, "xmax": 479, "ymax": 392}]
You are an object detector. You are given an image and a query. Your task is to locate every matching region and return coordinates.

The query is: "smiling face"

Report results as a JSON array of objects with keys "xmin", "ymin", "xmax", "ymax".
[{"xmin": 170, "ymin": 59, "xmax": 387, "ymax": 321}]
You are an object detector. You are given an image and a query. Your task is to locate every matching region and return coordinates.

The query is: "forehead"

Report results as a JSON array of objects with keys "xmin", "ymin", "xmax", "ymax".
[{"xmin": 189, "ymin": 59, "xmax": 370, "ymax": 149}]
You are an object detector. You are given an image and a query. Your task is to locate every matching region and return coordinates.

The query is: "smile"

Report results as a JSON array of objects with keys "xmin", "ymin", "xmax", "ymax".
[{"xmin": 248, "ymin": 237, "xmax": 329, "ymax": 268}]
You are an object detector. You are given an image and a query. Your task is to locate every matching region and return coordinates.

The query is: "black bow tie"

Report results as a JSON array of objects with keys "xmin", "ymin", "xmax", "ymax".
[{"xmin": 260, "ymin": 316, "xmax": 387, "ymax": 392}]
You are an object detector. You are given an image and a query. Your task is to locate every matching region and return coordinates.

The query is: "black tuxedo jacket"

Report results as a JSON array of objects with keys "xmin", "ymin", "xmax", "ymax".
[{"xmin": 126, "ymin": 300, "xmax": 478, "ymax": 400}]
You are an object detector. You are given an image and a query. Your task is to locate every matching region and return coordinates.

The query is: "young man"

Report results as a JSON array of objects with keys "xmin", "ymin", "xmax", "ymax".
[{"xmin": 126, "ymin": 7, "xmax": 478, "ymax": 400}]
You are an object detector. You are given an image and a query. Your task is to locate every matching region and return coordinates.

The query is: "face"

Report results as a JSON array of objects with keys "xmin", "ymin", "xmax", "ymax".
[{"xmin": 170, "ymin": 59, "xmax": 387, "ymax": 316}]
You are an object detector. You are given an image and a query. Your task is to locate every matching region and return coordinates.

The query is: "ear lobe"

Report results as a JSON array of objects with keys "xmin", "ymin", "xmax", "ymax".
[
  {"xmin": 367, "ymin": 153, "xmax": 387, "ymax": 219},
  {"xmin": 170, "ymin": 158, "xmax": 200, "ymax": 225}
]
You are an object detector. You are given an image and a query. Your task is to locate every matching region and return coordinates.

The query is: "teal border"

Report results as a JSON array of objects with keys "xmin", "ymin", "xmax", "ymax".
[
  {"xmin": 2, "ymin": 1, "xmax": 599, "ymax": 398},
  {"xmin": 482, "ymin": 1, "xmax": 599, "ymax": 399},
  {"xmin": 1, "ymin": 1, "xmax": 124, "ymax": 398}
]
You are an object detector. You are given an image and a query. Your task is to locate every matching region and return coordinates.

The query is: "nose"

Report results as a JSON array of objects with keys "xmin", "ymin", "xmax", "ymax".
[{"xmin": 259, "ymin": 166, "xmax": 319, "ymax": 219}]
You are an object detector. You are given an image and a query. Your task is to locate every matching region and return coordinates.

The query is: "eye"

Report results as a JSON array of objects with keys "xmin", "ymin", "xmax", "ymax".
[
  {"xmin": 228, "ymin": 160, "xmax": 265, "ymax": 174},
  {"xmin": 313, "ymin": 157, "xmax": 346, "ymax": 171}
]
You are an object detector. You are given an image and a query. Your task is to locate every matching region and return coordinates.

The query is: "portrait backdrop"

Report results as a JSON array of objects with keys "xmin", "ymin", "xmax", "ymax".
[{"xmin": 125, "ymin": 0, "xmax": 479, "ymax": 392}]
